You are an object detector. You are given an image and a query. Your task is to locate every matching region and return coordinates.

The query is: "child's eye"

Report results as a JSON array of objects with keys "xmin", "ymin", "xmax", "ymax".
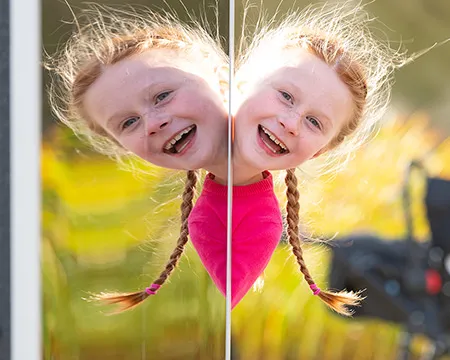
[
  {"xmin": 155, "ymin": 91, "xmax": 172, "ymax": 104},
  {"xmin": 307, "ymin": 116, "xmax": 321, "ymax": 129},
  {"xmin": 279, "ymin": 90, "xmax": 293, "ymax": 103},
  {"xmin": 122, "ymin": 116, "xmax": 140, "ymax": 130}
]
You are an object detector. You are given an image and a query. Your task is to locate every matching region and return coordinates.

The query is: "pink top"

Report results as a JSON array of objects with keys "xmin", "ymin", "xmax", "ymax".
[{"xmin": 188, "ymin": 171, "xmax": 283, "ymax": 308}]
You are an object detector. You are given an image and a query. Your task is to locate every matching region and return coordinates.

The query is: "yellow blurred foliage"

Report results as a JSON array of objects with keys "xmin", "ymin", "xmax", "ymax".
[
  {"xmin": 42, "ymin": 114, "xmax": 450, "ymax": 359},
  {"xmin": 235, "ymin": 114, "xmax": 450, "ymax": 360},
  {"xmin": 274, "ymin": 113, "xmax": 450, "ymax": 240}
]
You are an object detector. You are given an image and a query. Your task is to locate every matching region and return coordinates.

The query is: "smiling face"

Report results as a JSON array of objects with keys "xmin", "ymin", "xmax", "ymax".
[
  {"xmin": 233, "ymin": 47, "xmax": 354, "ymax": 179},
  {"xmin": 82, "ymin": 48, "xmax": 228, "ymax": 171}
]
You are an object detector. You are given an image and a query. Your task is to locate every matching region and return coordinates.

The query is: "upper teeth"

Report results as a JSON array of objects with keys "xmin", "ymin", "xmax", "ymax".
[
  {"xmin": 164, "ymin": 125, "xmax": 195, "ymax": 150},
  {"xmin": 261, "ymin": 126, "xmax": 287, "ymax": 150}
]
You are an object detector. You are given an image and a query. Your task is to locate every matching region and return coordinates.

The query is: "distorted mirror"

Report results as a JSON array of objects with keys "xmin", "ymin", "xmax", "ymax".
[
  {"xmin": 42, "ymin": 1, "xmax": 229, "ymax": 359},
  {"xmin": 231, "ymin": 1, "xmax": 450, "ymax": 359}
]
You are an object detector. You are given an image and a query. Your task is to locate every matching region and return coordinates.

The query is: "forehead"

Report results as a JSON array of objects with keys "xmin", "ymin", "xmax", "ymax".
[
  {"xmin": 98, "ymin": 48, "xmax": 210, "ymax": 84},
  {"xmin": 256, "ymin": 47, "xmax": 352, "ymax": 100},
  {"xmin": 241, "ymin": 45, "xmax": 336, "ymax": 84},
  {"xmin": 83, "ymin": 50, "xmax": 183, "ymax": 102},
  {"xmin": 269, "ymin": 49, "xmax": 342, "ymax": 86},
  {"xmin": 249, "ymin": 46, "xmax": 330, "ymax": 82},
  {"xmin": 83, "ymin": 48, "xmax": 217, "ymax": 107}
]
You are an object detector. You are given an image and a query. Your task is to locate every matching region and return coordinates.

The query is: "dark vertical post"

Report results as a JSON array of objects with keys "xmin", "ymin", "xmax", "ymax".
[{"xmin": 0, "ymin": 0, "xmax": 10, "ymax": 357}]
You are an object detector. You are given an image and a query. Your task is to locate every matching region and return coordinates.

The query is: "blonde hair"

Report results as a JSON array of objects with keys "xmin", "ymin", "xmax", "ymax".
[{"xmin": 46, "ymin": 4, "xmax": 227, "ymax": 162}]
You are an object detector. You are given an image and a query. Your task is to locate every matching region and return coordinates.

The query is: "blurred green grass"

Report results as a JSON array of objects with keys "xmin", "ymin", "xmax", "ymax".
[
  {"xmin": 42, "ymin": 134, "xmax": 226, "ymax": 360},
  {"xmin": 43, "ymin": 113, "xmax": 450, "ymax": 359}
]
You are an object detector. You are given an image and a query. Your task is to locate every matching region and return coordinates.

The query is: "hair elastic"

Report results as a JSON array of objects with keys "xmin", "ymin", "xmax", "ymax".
[
  {"xmin": 310, "ymin": 283, "xmax": 321, "ymax": 296},
  {"xmin": 145, "ymin": 284, "xmax": 161, "ymax": 296}
]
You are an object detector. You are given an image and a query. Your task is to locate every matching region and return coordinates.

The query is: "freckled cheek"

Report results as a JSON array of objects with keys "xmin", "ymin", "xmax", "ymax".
[
  {"xmin": 293, "ymin": 139, "xmax": 318, "ymax": 158},
  {"xmin": 240, "ymin": 96, "xmax": 280, "ymax": 124},
  {"xmin": 172, "ymin": 92, "xmax": 221, "ymax": 119},
  {"xmin": 117, "ymin": 136, "xmax": 140, "ymax": 155},
  {"xmin": 299, "ymin": 135, "xmax": 329, "ymax": 155}
]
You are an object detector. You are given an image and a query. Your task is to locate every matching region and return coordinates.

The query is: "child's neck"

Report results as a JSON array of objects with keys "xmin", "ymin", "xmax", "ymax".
[{"xmin": 208, "ymin": 162, "xmax": 264, "ymax": 186}]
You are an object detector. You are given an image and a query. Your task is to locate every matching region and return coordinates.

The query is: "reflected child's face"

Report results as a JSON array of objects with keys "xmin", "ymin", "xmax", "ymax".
[
  {"xmin": 234, "ymin": 47, "xmax": 354, "ymax": 174},
  {"xmin": 83, "ymin": 49, "xmax": 228, "ymax": 171}
]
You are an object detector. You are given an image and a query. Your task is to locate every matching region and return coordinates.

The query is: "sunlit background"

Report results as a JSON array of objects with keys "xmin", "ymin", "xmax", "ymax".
[
  {"xmin": 42, "ymin": 0, "xmax": 450, "ymax": 359},
  {"xmin": 232, "ymin": 1, "xmax": 450, "ymax": 360},
  {"xmin": 42, "ymin": 1, "xmax": 227, "ymax": 359}
]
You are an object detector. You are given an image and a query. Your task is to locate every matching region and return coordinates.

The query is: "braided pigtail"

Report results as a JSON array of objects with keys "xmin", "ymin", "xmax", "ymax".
[
  {"xmin": 96, "ymin": 170, "xmax": 198, "ymax": 313},
  {"xmin": 284, "ymin": 168, "xmax": 364, "ymax": 316}
]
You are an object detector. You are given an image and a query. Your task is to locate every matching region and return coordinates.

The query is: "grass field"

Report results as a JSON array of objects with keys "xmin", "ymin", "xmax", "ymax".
[{"xmin": 42, "ymin": 114, "xmax": 450, "ymax": 359}]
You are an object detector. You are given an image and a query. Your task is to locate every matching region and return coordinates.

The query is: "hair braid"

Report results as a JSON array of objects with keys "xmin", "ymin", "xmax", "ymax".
[
  {"xmin": 96, "ymin": 170, "xmax": 198, "ymax": 313},
  {"xmin": 285, "ymin": 168, "xmax": 364, "ymax": 316}
]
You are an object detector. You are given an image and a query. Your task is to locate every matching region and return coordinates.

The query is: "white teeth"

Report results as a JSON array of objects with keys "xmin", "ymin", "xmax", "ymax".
[
  {"xmin": 164, "ymin": 125, "xmax": 195, "ymax": 150},
  {"xmin": 261, "ymin": 126, "xmax": 288, "ymax": 150},
  {"xmin": 262, "ymin": 138, "xmax": 278, "ymax": 153},
  {"xmin": 176, "ymin": 139, "xmax": 190, "ymax": 153}
]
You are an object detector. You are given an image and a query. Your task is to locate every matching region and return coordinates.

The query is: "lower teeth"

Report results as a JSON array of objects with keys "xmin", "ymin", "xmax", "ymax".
[
  {"xmin": 176, "ymin": 140, "xmax": 190, "ymax": 153},
  {"xmin": 262, "ymin": 136, "xmax": 286, "ymax": 154},
  {"xmin": 262, "ymin": 139, "xmax": 278, "ymax": 153},
  {"xmin": 167, "ymin": 128, "xmax": 194, "ymax": 153}
]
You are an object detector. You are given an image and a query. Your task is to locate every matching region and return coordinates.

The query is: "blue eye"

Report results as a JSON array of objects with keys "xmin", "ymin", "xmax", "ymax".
[
  {"xmin": 279, "ymin": 91, "xmax": 293, "ymax": 103},
  {"xmin": 156, "ymin": 91, "xmax": 172, "ymax": 103},
  {"xmin": 122, "ymin": 117, "xmax": 140, "ymax": 130},
  {"xmin": 307, "ymin": 116, "xmax": 321, "ymax": 129}
]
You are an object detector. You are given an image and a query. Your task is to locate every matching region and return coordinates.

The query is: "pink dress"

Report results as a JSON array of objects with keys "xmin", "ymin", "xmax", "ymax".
[{"xmin": 188, "ymin": 171, "xmax": 283, "ymax": 308}]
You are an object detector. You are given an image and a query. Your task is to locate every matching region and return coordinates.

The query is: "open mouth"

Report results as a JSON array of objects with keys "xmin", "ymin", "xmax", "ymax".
[
  {"xmin": 258, "ymin": 125, "xmax": 289, "ymax": 154},
  {"xmin": 163, "ymin": 125, "xmax": 197, "ymax": 154}
]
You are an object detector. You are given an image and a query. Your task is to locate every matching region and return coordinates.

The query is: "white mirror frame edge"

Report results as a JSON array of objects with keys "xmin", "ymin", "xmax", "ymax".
[{"xmin": 10, "ymin": 0, "xmax": 41, "ymax": 358}]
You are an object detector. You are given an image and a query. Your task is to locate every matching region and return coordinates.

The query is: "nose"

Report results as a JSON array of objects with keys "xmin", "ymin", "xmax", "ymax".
[
  {"xmin": 146, "ymin": 117, "xmax": 171, "ymax": 136},
  {"xmin": 278, "ymin": 116, "xmax": 300, "ymax": 136}
]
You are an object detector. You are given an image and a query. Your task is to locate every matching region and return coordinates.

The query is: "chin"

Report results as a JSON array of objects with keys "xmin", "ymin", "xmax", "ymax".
[
  {"xmin": 241, "ymin": 154, "xmax": 266, "ymax": 172},
  {"xmin": 144, "ymin": 157, "xmax": 186, "ymax": 170},
  {"xmin": 185, "ymin": 157, "xmax": 212, "ymax": 171}
]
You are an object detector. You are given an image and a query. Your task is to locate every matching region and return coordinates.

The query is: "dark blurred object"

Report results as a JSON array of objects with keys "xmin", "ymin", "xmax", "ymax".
[{"xmin": 329, "ymin": 160, "xmax": 450, "ymax": 360}]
